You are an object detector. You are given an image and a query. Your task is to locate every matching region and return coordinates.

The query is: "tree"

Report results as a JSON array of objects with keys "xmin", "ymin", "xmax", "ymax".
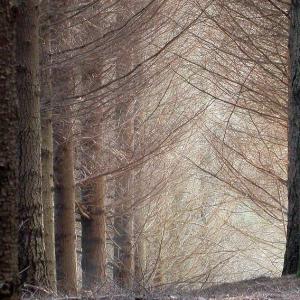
[
  {"xmin": 51, "ymin": 1, "xmax": 77, "ymax": 294},
  {"xmin": 113, "ymin": 11, "xmax": 135, "ymax": 287},
  {"xmin": 81, "ymin": 64, "xmax": 106, "ymax": 290},
  {"xmin": 52, "ymin": 57, "xmax": 78, "ymax": 294},
  {"xmin": 53, "ymin": 81, "xmax": 77, "ymax": 295},
  {"xmin": 0, "ymin": 2, "xmax": 19, "ymax": 299},
  {"xmin": 283, "ymin": 0, "xmax": 300, "ymax": 275},
  {"xmin": 133, "ymin": 93, "xmax": 146, "ymax": 291},
  {"xmin": 40, "ymin": 0, "xmax": 56, "ymax": 290},
  {"xmin": 134, "ymin": 208, "xmax": 145, "ymax": 290},
  {"xmin": 16, "ymin": 0, "xmax": 48, "ymax": 287}
]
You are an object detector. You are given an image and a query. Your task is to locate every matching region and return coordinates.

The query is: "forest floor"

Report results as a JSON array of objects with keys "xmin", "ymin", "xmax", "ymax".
[
  {"xmin": 130, "ymin": 275, "xmax": 300, "ymax": 300},
  {"xmin": 24, "ymin": 275, "xmax": 300, "ymax": 299},
  {"xmin": 182, "ymin": 275, "xmax": 300, "ymax": 299}
]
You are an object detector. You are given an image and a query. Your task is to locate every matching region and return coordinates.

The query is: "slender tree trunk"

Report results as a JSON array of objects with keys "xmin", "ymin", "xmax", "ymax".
[
  {"xmin": 53, "ymin": 102, "xmax": 77, "ymax": 295},
  {"xmin": 113, "ymin": 173, "xmax": 134, "ymax": 289},
  {"xmin": 54, "ymin": 128, "xmax": 77, "ymax": 294},
  {"xmin": 133, "ymin": 106, "xmax": 145, "ymax": 291},
  {"xmin": 52, "ymin": 44, "xmax": 77, "ymax": 297},
  {"xmin": 134, "ymin": 208, "xmax": 145, "ymax": 290},
  {"xmin": 40, "ymin": 0, "xmax": 56, "ymax": 291},
  {"xmin": 81, "ymin": 174, "xmax": 106, "ymax": 290},
  {"xmin": 113, "ymin": 40, "xmax": 134, "ymax": 288},
  {"xmin": 0, "ymin": 3, "xmax": 19, "ymax": 299},
  {"xmin": 50, "ymin": 0, "xmax": 77, "ymax": 293},
  {"xmin": 16, "ymin": 0, "xmax": 48, "ymax": 287},
  {"xmin": 283, "ymin": 0, "xmax": 300, "ymax": 275},
  {"xmin": 153, "ymin": 258, "xmax": 163, "ymax": 286},
  {"xmin": 81, "ymin": 65, "xmax": 106, "ymax": 289}
]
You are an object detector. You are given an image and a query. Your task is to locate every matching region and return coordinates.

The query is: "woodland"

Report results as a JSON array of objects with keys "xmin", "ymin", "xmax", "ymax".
[{"xmin": 0, "ymin": 0, "xmax": 299, "ymax": 299}]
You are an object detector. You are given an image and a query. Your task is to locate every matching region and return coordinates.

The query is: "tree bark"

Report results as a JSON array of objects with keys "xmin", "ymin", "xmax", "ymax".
[
  {"xmin": 133, "ymin": 107, "xmax": 145, "ymax": 291},
  {"xmin": 113, "ymin": 38, "xmax": 134, "ymax": 288},
  {"xmin": 16, "ymin": 0, "xmax": 48, "ymax": 287},
  {"xmin": 81, "ymin": 65, "xmax": 107, "ymax": 290},
  {"xmin": 50, "ymin": 0, "xmax": 77, "ymax": 294},
  {"xmin": 52, "ymin": 42, "xmax": 77, "ymax": 297},
  {"xmin": 283, "ymin": 0, "xmax": 300, "ymax": 275},
  {"xmin": 0, "ymin": 2, "xmax": 19, "ymax": 299},
  {"xmin": 40, "ymin": 0, "xmax": 56, "ymax": 291},
  {"xmin": 54, "ymin": 130, "xmax": 77, "ymax": 294},
  {"xmin": 134, "ymin": 208, "xmax": 145, "ymax": 290},
  {"xmin": 113, "ymin": 173, "xmax": 134, "ymax": 289},
  {"xmin": 81, "ymin": 175, "xmax": 106, "ymax": 290},
  {"xmin": 153, "ymin": 258, "xmax": 163, "ymax": 286}
]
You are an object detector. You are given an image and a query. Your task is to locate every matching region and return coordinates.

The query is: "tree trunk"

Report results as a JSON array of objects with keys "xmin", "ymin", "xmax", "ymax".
[
  {"xmin": 50, "ymin": 0, "xmax": 77, "ymax": 293},
  {"xmin": 113, "ymin": 40, "xmax": 134, "ymax": 288},
  {"xmin": 40, "ymin": 0, "xmax": 56, "ymax": 291},
  {"xmin": 0, "ymin": 2, "xmax": 19, "ymax": 299},
  {"xmin": 54, "ymin": 131, "xmax": 77, "ymax": 294},
  {"xmin": 16, "ymin": 0, "xmax": 48, "ymax": 287},
  {"xmin": 134, "ymin": 209, "xmax": 145, "ymax": 290},
  {"xmin": 80, "ymin": 65, "xmax": 107, "ymax": 290},
  {"xmin": 133, "ymin": 108, "xmax": 145, "ymax": 291},
  {"xmin": 81, "ymin": 175, "xmax": 106, "ymax": 290},
  {"xmin": 283, "ymin": 0, "xmax": 300, "ymax": 275},
  {"xmin": 113, "ymin": 174, "xmax": 134, "ymax": 289},
  {"xmin": 153, "ymin": 258, "xmax": 163, "ymax": 287},
  {"xmin": 52, "ymin": 49, "xmax": 77, "ymax": 297}
]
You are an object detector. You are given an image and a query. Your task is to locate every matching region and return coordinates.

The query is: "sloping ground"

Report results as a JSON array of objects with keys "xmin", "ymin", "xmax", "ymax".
[
  {"xmin": 188, "ymin": 275, "xmax": 300, "ymax": 299},
  {"xmin": 22, "ymin": 276, "xmax": 300, "ymax": 299},
  {"xmin": 109, "ymin": 276, "xmax": 300, "ymax": 299}
]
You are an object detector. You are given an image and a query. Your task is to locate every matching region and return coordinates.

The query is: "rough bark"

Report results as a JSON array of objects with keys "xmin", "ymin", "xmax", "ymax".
[
  {"xmin": 16, "ymin": 0, "xmax": 48, "ymax": 287},
  {"xmin": 283, "ymin": 0, "xmax": 300, "ymax": 275},
  {"xmin": 40, "ymin": 0, "xmax": 56, "ymax": 290},
  {"xmin": 0, "ymin": 2, "xmax": 19, "ymax": 299}
]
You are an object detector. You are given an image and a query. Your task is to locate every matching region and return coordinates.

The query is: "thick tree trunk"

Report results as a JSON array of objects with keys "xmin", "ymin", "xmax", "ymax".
[
  {"xmin": 40, "ymin": 0, "xmax": 56, "ymax": 291},
  {"xmin": 283, "ymin": 0, "xmax": 300, "ymax": 275},
  {"xmin": 0, "ymin": 3, "xmax": 19, "ymax": 299},
  {"xmin": 16, "ymin": 0, "xmax": 48, "ymax": 287}
]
